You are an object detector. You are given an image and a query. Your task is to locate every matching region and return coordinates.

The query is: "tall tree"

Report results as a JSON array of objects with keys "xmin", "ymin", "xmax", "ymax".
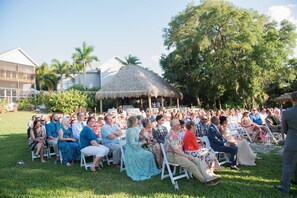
[
  {"xmin": 161, "ymin": 0, "xmax": 296, "ymax": 108},
  {"xmin": 72, "ymin": 42, "xmax": 98, "ymax": 88},
  {"xmin": 51, "ymin": 59, "xmax": 72, "ymax": 90},
  {"xmin": 123, "ymin": 55, "xmax": 142, "ymax": 65},
  {"xmin": 35, "ymin": 63, "xmax": 56, "ymax": 91}
]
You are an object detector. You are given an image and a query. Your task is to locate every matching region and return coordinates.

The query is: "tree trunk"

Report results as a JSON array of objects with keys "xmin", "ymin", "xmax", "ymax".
[
  {"xmin": 60, "ymin": 74, "xmax": 63, "ymax": 90},
  {"xmin": 218, "ymin": 97, "xmax": 222, "ymax": 109},
  {"xmin": 251, "ymin": 96, "xmax": 255, "ymax": 108},
  {"xmin": 84, "ymin": 61, "xmax": 86, "ymax": 88},
  {"xmin": 196, "ymin": 97, "xmax": 201, "ymax": 107}
]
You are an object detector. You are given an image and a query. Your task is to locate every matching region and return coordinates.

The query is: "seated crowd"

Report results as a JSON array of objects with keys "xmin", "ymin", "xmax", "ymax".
[{"xmin": 27, "ymin": 107, "xmax": 282, "ymax": 185}]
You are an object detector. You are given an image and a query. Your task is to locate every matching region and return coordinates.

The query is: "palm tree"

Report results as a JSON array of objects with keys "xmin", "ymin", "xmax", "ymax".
[
  {"xmin": 51, "ymin": 59, "xmax": 72, "ymax": 90},
  {"xmin": 35, "ymin": 63, "xmax": 56, "ymax": 91},
  {"xmin": 72, "ymin": 42, "xmax": 98, "ymax": 88},
  {"xmin": 123, "ymin": 55, "xmax": 142, "ymax": 65}
]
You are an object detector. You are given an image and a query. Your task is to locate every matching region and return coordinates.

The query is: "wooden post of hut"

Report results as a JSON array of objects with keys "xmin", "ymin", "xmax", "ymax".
[
  {"xmin": 148, "ymin": 96, "xmax": 152, "ymax": 109},
  {"xmin": 170, "ymin": 98, "xmax": 173, "ymax": 107},
  {"xmin": 177, "ymin": 98, "xmax": 180, "ymax": 108},
  {"xmin": 100, "ymin": 99, "xmax": 103, "ymax": 113},
  {"xmin": 161, "ymin": 96, "xmax": 164, "ymax": 108}
]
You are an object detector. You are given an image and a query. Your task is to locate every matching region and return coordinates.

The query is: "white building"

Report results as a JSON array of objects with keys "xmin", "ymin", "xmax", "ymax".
[
  {"xmin": 60, "ymin": 56, "xmax": 125, "ymax": 90},
  {"xmin": 0, "ymin": 48, "xmax": 38, "ymax": 102}
]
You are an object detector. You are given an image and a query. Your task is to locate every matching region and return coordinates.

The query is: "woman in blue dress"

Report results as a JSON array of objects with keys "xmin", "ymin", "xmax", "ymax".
[
  {"xmin": 58, "ymin": 117, "xmax": 81, "ymax": 166},
  {"xmin": 125, "ymin": 116, "xmax": 161, "ymax": 181}
]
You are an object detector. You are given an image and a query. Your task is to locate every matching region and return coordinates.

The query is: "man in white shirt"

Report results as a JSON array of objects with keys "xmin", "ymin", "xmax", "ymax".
[{"xmin": 72, "ymin": 112, "xmax": 86, "ymax": 141}]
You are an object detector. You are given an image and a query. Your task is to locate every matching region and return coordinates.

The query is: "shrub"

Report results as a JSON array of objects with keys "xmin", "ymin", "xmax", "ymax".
[
  {"xmin": 42, "ymin": 90, "xmax": 87, "ymax": 114},
  {"xmin": 0, "ymin": 98, "xmax": 8, "ymax": 112},
  {"xmin": 68, "ymin": 85, "xmax": 99, "ymax": 112},
  {"xmin": 18, "ymin": 98, "xmax": 30, "ymax": 110}
]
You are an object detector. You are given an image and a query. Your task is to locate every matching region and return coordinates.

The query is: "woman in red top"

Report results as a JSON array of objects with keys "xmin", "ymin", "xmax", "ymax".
[{"xmin": 183, "ymin": 121, "xmax": 223, "ymax": 178}]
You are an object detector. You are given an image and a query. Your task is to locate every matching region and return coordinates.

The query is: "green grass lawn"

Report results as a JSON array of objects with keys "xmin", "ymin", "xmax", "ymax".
[{"xmin": 0, "ymin": 111, "xmax": 296, "ymax": 197}]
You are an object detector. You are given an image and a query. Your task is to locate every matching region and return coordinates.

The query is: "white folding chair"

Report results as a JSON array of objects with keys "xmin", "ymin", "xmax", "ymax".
[
  {"xmin": 46, "ymin": 144, "xmax": 58, "ymax": 159},
  {"xmin": 59, "ymin": 150, "xmax": 63, "ymax": 164},
  {"xmin": 263, "ymin": 124, "xmax": 280, "ymax": 144},
  {"xmin": 104, "ymin": 154, "xmax": 113, "ymax": 165},
  {"xmin": 80, "ymin": 151, "xmax": 104, "ymax": 170},
  {"xmin": 200, "ymin": 136, "xmax": 230, "ymax": 165},
  {"xmin": 80, "ymin": 152, "xmax": 95, "ymax": 170},
  {"xmin": 237, "ymin": 127, "xmax": 253, "ymax": 142},
  {"xmin": 160, "ymin": 143, "xmax": 190, "ymax": 191},
  {"xmin": 227, "ymin": 122, "xmax": 242, "ymax": 138},
  {"xmin": 31, "ymin": 150, "xmax": 48, "ymax": 161},
  {"xmin": 120, "ymin": 139, "xmax": 126, "ymax": 172}
]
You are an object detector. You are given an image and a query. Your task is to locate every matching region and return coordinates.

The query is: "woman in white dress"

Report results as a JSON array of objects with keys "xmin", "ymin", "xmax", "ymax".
[{"xmin": 219, "ymin": 116, "xmax": 257, "ymax": 166}]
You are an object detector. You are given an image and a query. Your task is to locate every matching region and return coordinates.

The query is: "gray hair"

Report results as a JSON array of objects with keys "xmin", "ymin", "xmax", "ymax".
[
  {"xmin": 170, "ymin": 119, "xmax": 180, "ymax": 127},
  {"xmin": 61, "ymin": 117, "xmax": 70, "ymax": 128},
  {"xmin": 127, "ymin": 116, "xmax": 137, "ymax": 128}
]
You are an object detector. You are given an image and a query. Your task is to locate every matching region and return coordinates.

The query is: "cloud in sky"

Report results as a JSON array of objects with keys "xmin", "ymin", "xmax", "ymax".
[
  {"xmin": 267, "ymin": 4, "xmax": 297, "ymax": 57},
  {"xmin": 151, "ymin": 55, "xmax": 160, "ymax": 63},
  {"xmin": 267, "ymin": 5, "xmax": 295, "ymax": 23}
]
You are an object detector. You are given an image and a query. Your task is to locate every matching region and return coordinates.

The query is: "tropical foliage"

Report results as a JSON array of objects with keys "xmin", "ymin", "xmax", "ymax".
[
  {"xmin": 35, "ymin": 63, "xmax": 56, "ymax": 91},
  {"xmin": 51, "ymin": 59, "xmax": 73, "ymax": 90},
  {"xmin": 41, "ymin": 90, "xmax": 87, "ymax": 114},
  {"xmin": 161, "ymin": 0, "xmax": 297, "ymax": 108},
  {"xmin": 72, "ymin": 41, "xmax": 98, "ymax": 87},
  {"xmin": 124, "ymin": 54, "xmax": 142, "ymax": 65}
]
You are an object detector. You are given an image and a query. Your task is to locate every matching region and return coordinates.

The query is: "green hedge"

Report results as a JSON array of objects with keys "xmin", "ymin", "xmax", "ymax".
[{"xmin": 42, "ymin": 90, "xmax": 87, "ymax": 114}]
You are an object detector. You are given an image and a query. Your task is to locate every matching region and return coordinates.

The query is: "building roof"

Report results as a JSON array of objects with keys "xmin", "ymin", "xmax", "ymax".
[
  {"xmin": 95, "ymin": 64, "xmax": 182, "ymax": 100},
  {"xmin": 274, "ymin": 92, "xmax": 293, "ymax": 102},
  {"xmin": 0, "ymin": 47, "xmax": 38, "ymax": 67}
]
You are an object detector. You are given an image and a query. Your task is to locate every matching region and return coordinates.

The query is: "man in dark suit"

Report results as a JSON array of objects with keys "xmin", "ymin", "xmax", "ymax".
[
  {"xmin": 207, "ymin": 116, "xmax": 239, "ymax": 170},
  {"xmin": 275, "ymin": 91, "xmax": 297, "ymax": 194}
]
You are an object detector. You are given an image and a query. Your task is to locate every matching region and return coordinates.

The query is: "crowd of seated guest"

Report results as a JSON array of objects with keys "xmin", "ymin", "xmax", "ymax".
[{"xmin": 25, "ymin": 106, "xmax": 283, "ymax": 183}]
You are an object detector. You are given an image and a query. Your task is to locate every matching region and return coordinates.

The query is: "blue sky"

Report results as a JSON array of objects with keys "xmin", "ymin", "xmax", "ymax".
[{"xmin": 0, "ymin": 0, "xmax": 297, "ymax": 75}]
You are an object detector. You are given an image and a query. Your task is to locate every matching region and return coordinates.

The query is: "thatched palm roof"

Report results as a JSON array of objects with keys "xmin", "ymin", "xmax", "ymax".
[
  {"xmin": 95, "ymin": 64, "xmax": 182, "ymax": 100},
  {"xmin": 274, "ymin": 92, "xmax": 292, "ymax": 102}
]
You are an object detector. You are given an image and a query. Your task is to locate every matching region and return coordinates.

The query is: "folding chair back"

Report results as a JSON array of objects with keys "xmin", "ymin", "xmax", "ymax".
[
  {"xmin": 120, "ymin": 139, "xmax": 126, "ymax": 172},
  {"xmin": 263, "ymin": 124, "xmax": 279, "ymax": 144},
  {"xmin": 80, "ymin": 152, "xmax": 95, "ymax": 170},
  {"xmin": 160, "ymin": 143, "xmax": 189, "ymax": 191},
  {"xmin": 236, "ymin": 127, "xmax": 253, "ymax": 142},
  {"xmin": 200, "ymin": 136, "xmax": 230, "ymax": 165}
]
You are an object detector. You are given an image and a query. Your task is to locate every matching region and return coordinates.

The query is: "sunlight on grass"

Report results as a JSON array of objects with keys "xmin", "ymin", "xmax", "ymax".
[{"xmin": 0, "ymin": 111, "xmax": 296, "ymax": 197}]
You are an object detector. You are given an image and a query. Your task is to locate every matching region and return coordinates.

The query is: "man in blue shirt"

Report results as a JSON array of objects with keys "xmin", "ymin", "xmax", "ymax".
[
  {"xmin": 249, "ymin": 108, "xmax": 268, "ymax": 137},
  {"xmin": 249, "ymin": 108, "xmax": 263, "ymax": 125},
  {"xmin": 101, "ymin": 114, "xmax": 123, "ymax": 168},
  {"xmin": 46, "ymin": 113, "xmax": 61, "ymax": 163}
]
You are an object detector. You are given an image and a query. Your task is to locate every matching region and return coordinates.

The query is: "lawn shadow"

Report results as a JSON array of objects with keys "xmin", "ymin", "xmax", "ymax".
[{"xmin": 0, "ymin": 133, "xmax": 296, "ymax": 197}]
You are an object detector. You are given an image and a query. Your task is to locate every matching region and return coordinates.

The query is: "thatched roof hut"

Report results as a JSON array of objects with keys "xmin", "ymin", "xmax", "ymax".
[
  {"xmin": 274, "ymin": 92, "xmax": 292, "ymax": 102},
  {"xmin": 95, "ymin": 64, "xmax": 182, "ymax": 112}
]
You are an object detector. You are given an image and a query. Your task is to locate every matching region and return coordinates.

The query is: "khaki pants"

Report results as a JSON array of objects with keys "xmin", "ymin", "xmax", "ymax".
[
  {"xmin": 47, "ymin": 139, "xmax": 59, "ymax": 156},
  {"xmin": 166, "ymin": 153, "xmax": 206, "ymax": 183}
]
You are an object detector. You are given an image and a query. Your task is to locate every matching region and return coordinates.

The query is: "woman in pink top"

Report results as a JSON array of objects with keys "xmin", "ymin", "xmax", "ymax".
[{"xmin": 241, "ymin": 111, "xmax": 263, "ymax": 141}]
